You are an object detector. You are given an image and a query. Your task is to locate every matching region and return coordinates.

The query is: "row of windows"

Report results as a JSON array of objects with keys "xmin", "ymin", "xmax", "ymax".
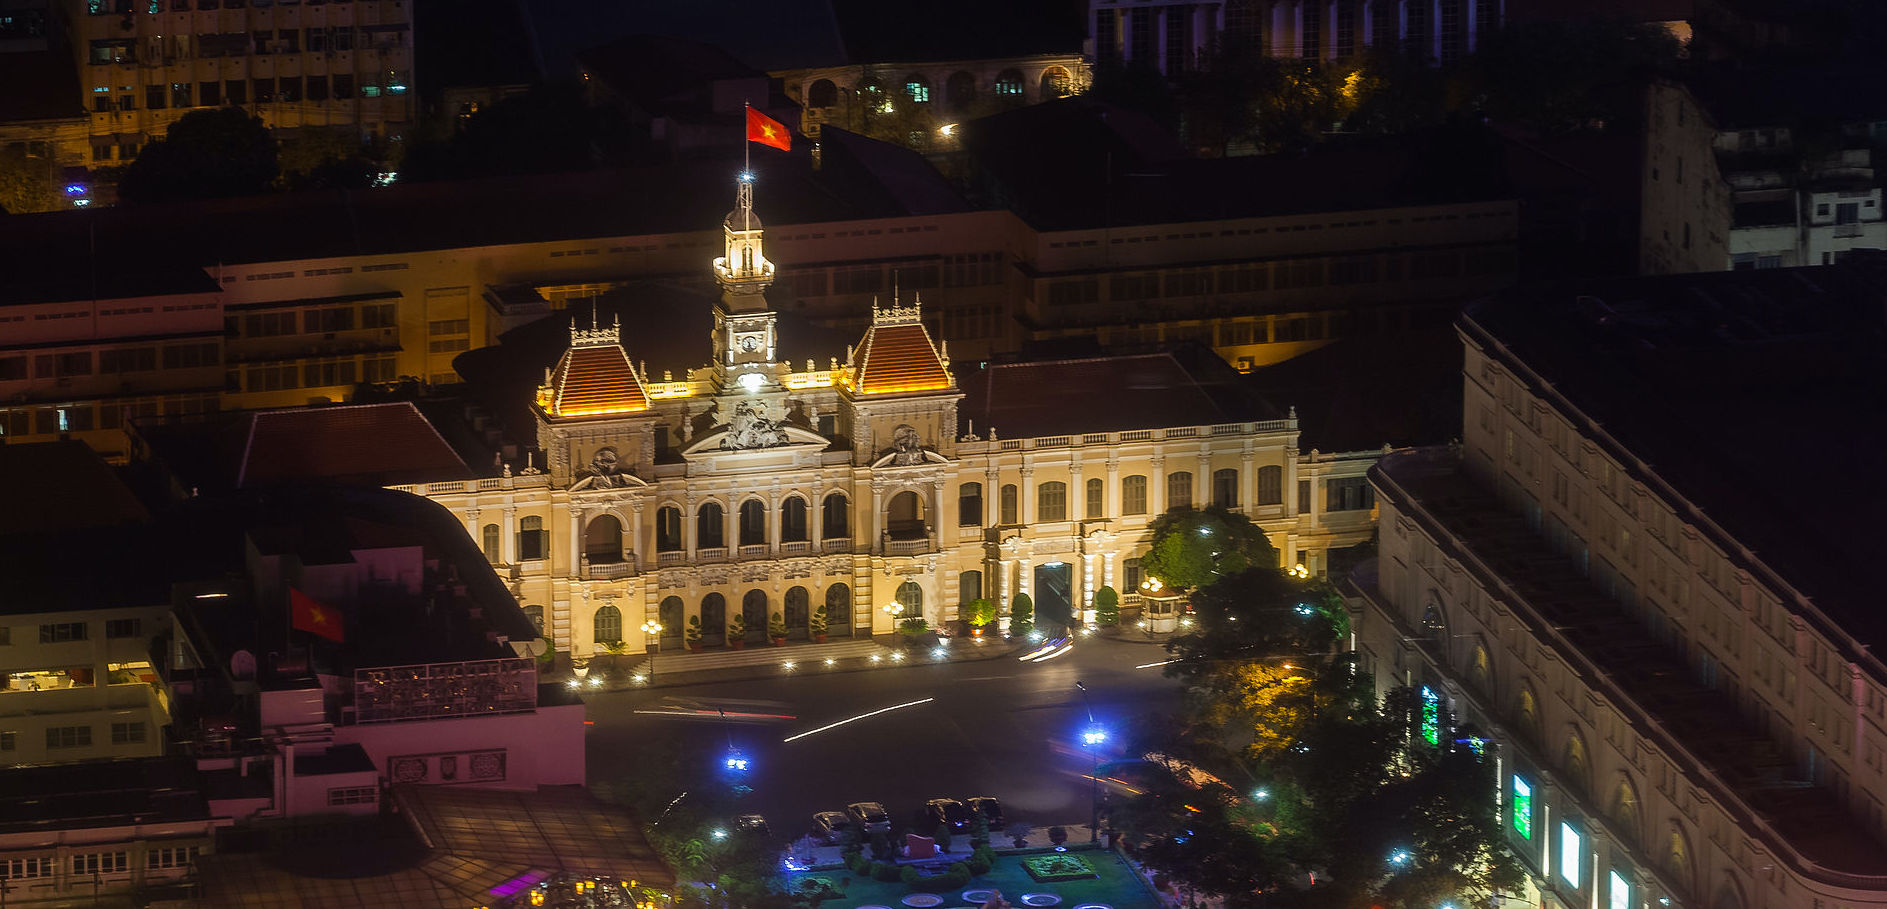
[
  {"xmin": 1042, "ymin": 249, "xmax": 1512, "ymax": 307},
  {"xmin": 960, "ymin": 468, "xmax": 1288, "ymax": 525},
  {"xmin": 0, "ymin": 396, "xmax": 218, "ymax": 439},
  {"xmin": 0, "ymin": 343, "xmax": 220, "ymax": 382},
  {"xmin": 0, "ymin": 847, "xmax": 196, "ymax": 881},
  {"xmin": 93, "ymin": 0, "xmax": 366, "ymax": 12},
  {"xmin": 239, "ymin": 354, "xmax": 396, "ymax": 393},
  {"xmin": 90, "ymin": 71, "xmax": 405, "ymax": 121},
  {"xmin": 232, "ymin": 302, "xmax": 393, "ymax": 339}
]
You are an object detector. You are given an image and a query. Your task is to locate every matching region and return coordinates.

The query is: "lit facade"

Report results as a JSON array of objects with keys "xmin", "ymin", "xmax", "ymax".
[
  {"xmin": 777, "ymin": 55, "xmax": 1088, "ymax": 143},
  {"xmin": 1353, "ymin": 272, "xmax": 1887, "ymax": 909},
  {"xmin": 404, "ymin": 184, "xmax": 1385, "ymax": 661},
  {"xmin": 63, "ymin": 0, "xmax": 415, "ymax": 171},
  {"xmin": 0, "ymin": 605, "xmax": 174, "ymax": 767},
  {"xmin": 1088, "ymin": 0, "xmax": 1505, "ymax": 72}
]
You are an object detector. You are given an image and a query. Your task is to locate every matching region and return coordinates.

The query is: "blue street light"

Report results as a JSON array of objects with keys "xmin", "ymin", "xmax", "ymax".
[
  {"xmin": 1389, "ymin": 850, "xmax": 1413, "ymax": 866},
  {"xmin": 1082, "ymin": 726, "xmax": 1107, "ymax": 747},
  {"xmin": 724, "ymin": 750, "xmax": 750, "ymax": 773}
]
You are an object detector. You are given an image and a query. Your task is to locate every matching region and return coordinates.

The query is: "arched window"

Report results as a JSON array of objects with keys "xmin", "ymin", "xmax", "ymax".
[
  {"xmin": 903, "ymin": 75, "xmax": 930, "ymax": 103},
  {"xmin": 1610, "ymin": 776, "xmax": 1642, "ymax": 847},
  {"xmin": 656, "ymin": 505, "xmax": 683, "ymax": 552},
  {"xmin": 1000, "ymin": 484, "xmax": 1019, "ymax": 524},
  {"xmin": 1256, "ymin": 465, "xmax": 1283, "ymax": 505},
  {"xmin": 1040, "ymin": 65, "xmax": 1072, "ymax": 98},
  {"xmin": 1166, "ymin": 472, "xmax": 1193, "ymax": 510},
  {"xmin": 886, "ymin": 490, "xmax": 924, "ymax": 539},
  {"xmin": 523, "ymin": 604, "xmax": 544, "ymax": 636},
  {"xmin": 1514, "ymin": 684, "xmax": 1542, "ymax": 746},
  {"xmin": 958, "ymin": 482, "xmax": 983, "ymax": 526},
  {"xmin": 738, "ymin": 499, "xmax": 766, "ymax": 547},
  {"xmin": 1664, "ymin": 827, "xmax": 1693, "ymax": 898},
  {"xmin": 994, "ymin": 68, "xmax": 1024, "ymax": 96},
  {"xmin": 959, "ymin": 570, "xmax": 982, "ymax": 604},
  {"xmin": 480, "ymin": 523, "xmax": 500, "ymax": 561},
  {"xmin": 593, "ymin": 604, "xmax": 621, "ymax": 644},
  {"xmin": 1212, "ymin": 468, "xmax": 1239, "ymax": 508},
  {"xmin": 1469, "ymin": 644, "xmax": 1493, "ymax": 694},
  {"xmin": 1563, "ymin": 730, "xmax": 1591, "ymax": 797},
  {"xmin": 1038, "ymin": 481, "xmax": 1067, "ymax": 522},
  {"xmin": 697, "ymin": 501, "xmax": 725, "ymax": 549},
  {"xmin": 896, "ymin": 580, "xmax": 923, "ymax": 615},
  {"xmin": 785, "ymin": 586, "xmax": 810, "ymax": 638},
  {"xmin": 822, "ymin": 493, "xmax": 849, "ymax": 539},
  {"xmin": 518, "ymin": 515, "xmax": 546, "ymax": 561},
  {"xmin": 1122, "ymin": 475, "xmax": 1148, "ymax": 515},
  {"xmin": 585, "ymin": 514, "xmax": 623, "ymax": 563},
  {"xmin": 945, "ymin": 71, "xmax": 976, "ymax": 108},
  {"xmin": 781, "ymin": 496, "xmax": 809, "ymax": 542},
  {"xmin": 1086, "ymin": 478, "xmax": 1105, "ymax": 518},
  {"xmin": 659, "ymin": 597, "xmax": 683, "ymax": 638},
  {"xmin": 807, "ymin": 78, "xmax": 837, "ymax": 108},
  {"xmin": 700, "ymin": 593, "xmax": 726, "ymax": 646},
  {"xmin": 824, "ymin": 583, "xmax": 851, "ymax": 637},
  {"xmin": 1421, "ymin": 598, "xmax": 1446, "ymax": 638}
]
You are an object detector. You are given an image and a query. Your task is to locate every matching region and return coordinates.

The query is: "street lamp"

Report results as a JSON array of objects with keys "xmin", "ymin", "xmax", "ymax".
[
  {"xmin": 641, "ymin": 620, "xmax": 664, "ymax": 653},
  {"xmin": 882, "ymin": 603, "xmax": 904, "ymax": 632},
  {"xmin": 1075, "ymin": 681, "xmax": 1105, "ymax": 844}
]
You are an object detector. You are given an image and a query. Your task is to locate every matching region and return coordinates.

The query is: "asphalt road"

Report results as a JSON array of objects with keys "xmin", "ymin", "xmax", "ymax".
[{"xmin": 583, "ymin": 634, "xmax": 1186, "ymax": 842}]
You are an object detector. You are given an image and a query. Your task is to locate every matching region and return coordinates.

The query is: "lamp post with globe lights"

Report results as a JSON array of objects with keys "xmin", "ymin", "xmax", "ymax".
[{"xmin": 640, "ymin": 620, "xmax": 663, "ymax": 653}]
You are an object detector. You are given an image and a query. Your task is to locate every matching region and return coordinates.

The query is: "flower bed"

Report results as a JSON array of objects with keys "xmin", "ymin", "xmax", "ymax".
[
  {"xmin": 794, "ymin": 877, "xmax": 846, "ymax": 901},
  {"xmin": 1022, "ymin": 854, "xmax": 1098, "ymax": 882}
]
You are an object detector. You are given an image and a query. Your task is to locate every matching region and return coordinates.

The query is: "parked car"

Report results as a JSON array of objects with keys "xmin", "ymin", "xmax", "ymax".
[
  {"xmin": 811, "ymin": 811, "xmax": 852, "ymax": 843},
  {"xmin": 734, "ymin": 814, "xmax": 770, "ymax": 837},
  {"xmin": 846, "ymin": 801, "xmax": 891, "ymax": 833},
  {"xmin": 925, "ymin": 798, "xmax": 970, "ymax": 831},
  {"xmin": 966, "ymin": 796, "xmax": 1004, "ymax": 828}
]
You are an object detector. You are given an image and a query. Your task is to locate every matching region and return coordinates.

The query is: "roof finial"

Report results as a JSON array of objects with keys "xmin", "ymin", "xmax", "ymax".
[{"xmin": 893, "ymin": 271, "xmax": 900, "ymax": 306}]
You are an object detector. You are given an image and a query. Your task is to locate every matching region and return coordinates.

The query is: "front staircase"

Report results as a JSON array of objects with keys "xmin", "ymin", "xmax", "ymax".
[{"xmin": 644, "ymin": 638, "xmax": 892, "ymax": 677}]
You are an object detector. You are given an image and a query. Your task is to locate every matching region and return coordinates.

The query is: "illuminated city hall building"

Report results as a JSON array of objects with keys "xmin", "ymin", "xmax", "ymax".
[{"xmin": 405, "ymin": 181, "xmax": 1384, "ymax": 661}]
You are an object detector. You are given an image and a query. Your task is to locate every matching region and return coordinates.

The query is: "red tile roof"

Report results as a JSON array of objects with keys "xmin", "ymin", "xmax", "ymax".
[
  {"xmin": 238, "ymin": 403, "xmax": 472, "ymax": 488},
  {"xmin": 850, "ymin": 321, "xmax": 950, "ymax": 395},
  {"xmin": 547, "ymin": 344, "xmax": 651, "ymax": 417}
]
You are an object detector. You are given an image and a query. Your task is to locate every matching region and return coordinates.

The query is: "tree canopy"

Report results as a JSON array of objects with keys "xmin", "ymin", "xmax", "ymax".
[
  {"xmin": 1139, "ymin": 506, "xmax": 1279, "ymax": 591},
  {"xmin": 117, "ymin": 108, "xmax": 279, "ymax": 203}
]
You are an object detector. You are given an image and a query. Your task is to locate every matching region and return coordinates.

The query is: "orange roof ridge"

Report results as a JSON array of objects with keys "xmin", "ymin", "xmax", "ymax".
[
  {"xmin": 850, "ymin": 293, "xmax": 952, "ymax": 396},
  {"xmin": 540, "ymin": 318, "xmax": 652, "ymax": 418}
]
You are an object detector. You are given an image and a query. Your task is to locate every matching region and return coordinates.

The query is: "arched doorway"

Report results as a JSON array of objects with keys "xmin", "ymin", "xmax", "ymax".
[
  {"xmin": 807, "ymin": 78, "xmax": 837, "ymax": 108},
  {"xmin": 825, "ymin": 582, "xmax": 851, "ymax": 638},
  {"xmin": 655, "ymin": 506, "xmax": 683, "ymax": 551},
  {"xmin": 659, "ymin": 596, "xmax": 684, "ymax": 648},
  {"xmin": 785, "ymin": 586, "xmax": 810, "ymax": 640},
  {"xmin": 742, "ymin": 589, "xmax": 769, "ymax": 644},
  {"xmin": 886, "ymin": 489, "xmax": 924, "ymax": 539},
  {"xmin": 945, "ymin": 71, "xmax": 976, "ymax": 109},
  {"xmin": 700, "ymin": 593, "xmax": 727, "ymax": 647},
  {"xmin": 698, "ymin": 502, "xmax": 726, "ymax": 549},
  {"xmin": 1034, "ymin": 561, "xmax": 1074, "ymax": 630},
  {"xmin": 1040, "ymin": 65, "xmax": 1072, "ymax": 98},
  {"xmin": 523, "ymin": 604, "xmax": 545, "ymax": 637},
  {"xmin": 585, "ymin": 514, "xmax": 623, "ymax": 563}
]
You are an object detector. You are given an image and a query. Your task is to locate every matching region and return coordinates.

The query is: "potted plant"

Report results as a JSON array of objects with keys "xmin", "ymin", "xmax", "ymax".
[
  {"xmin": 768, "ymin": 611, "xmax": 788, "ymax": 646},
  {"xmin": 1008, "ymin": 593, "xmax": 1034, "ymax": 638},
  {"xmin": 1004, "ymin": 822, "xmax": 1032, "ymax": 849},
  {"xmin": 727, "ymin": 614, "xmax": 747, "ymax": 649},
  {"xmin": 898, "ymin": 617, "xmax": 930, "ymax": 637},
  {"xmin": 965, "ymin": 598, "xmax": 996, "ymax": 638},
  {"xmin": 685, "ymin": 616, "xmax": 703, "ymax": 652},
  {"xmin": 1094, "ymin": 586, "xmax": 1120, "ymax": 627},
  {"xmin": 810, "ymin": 604, "xmax": 828, "ymax": 643},
  {"xmin": 1047, "ymin": 825, "xmax": 1068, "ymax": 846}
]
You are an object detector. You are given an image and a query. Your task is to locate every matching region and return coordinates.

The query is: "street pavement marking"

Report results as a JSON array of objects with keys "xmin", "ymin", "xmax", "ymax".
[{"xmin": 782, "ymin": 697, "xmax": 935, "ymax": 743}]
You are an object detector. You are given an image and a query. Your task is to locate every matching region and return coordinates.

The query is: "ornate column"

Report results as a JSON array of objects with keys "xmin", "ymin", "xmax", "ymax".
[
  {"xmin": 812, "ymin": 485, "xmax": 825, "ymax": 543},
  {"xmin": 1105, "ymin": 457, "xmax": 1120, "ymax": 518},
  {"xmin": 1104, "ymin": 551, "xmax": 1116, "ymax": 589},
  {"xmin": 930, "ymin": 477, "xmax": 946, "ymax": 552},
  {"xmin": 1240, "ymin": 450, "xmax": 1256, "ymax": 513},
  {"xmin": 1020, "ymin": 463, "xmax": 1036, "ymax": 526},
  {"xmin": 870, "ymin": 479, "xmax": 885, "ymax": 553},
  {"xmin": 629, "ymin": 499, "xmax": 644, "ymax": 569},
  {"xmin": 985, "ymin": 463, "xmax": 1000, "ymax": 526},
  {"xmin": 1069, "ymin": 461, "xmax": 1086, "ymax": 521},
  {"xmin": 570, "ymin": 507, "xmax": 584, "ymax": 577},
  {"xmin": 1018, "ymin": 557, "xmax": 1033, "ymax": 599},
  {"xmin": 1196, "ymin": 447, "xmax": 1211, "ymax": 507},
  {"xmin": 684, "ymin": 494, "xmax": 697, "ymax": 558},
  {"xmin": 502, "ymin": 505, "xmax": 518, "ymax": 564}
]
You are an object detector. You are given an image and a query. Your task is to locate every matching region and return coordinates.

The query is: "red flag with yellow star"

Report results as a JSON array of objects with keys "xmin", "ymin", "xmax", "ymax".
[
  {"xmin": 746, "ymin": 106, "xmax": 791, "ymax": 152},
  {"xmin": 290, "ymin": 588, "xmax": 345, "ymax": 642}
]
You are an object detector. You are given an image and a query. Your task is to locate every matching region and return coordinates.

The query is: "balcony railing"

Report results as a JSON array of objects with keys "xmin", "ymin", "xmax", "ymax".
[
  {"xmin": 697, "ymin": 547, "xmax": 729, "ymax": 563},
  {"xmin": 584, "ymin": 560, "xmax": 635, "ymax": 580},
  {"xmin": 780, "ymin": 541, "xmax": 812, "ymax": 555},
  {"xmin": 657, "ymin": 550, "xmax": 685, "ymax": 564},
  {"xmin": 959, "ymin": 418, "xmax": 1299, "ymax": 456},
  {"xmin": 884, "ymin": 538, "xmax": 931, "ymax": 556},
  {"xmin": 822, "ymin": 538, "xmax": 853, "ymax": 553},
  {"xmin": 738, "ymin": 544, "xmax": 769, "ymax": 559}
]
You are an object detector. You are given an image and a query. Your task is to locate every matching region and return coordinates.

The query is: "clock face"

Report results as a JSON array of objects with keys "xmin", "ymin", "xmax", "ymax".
[{"xmin": 738, "ymin": 335, "xmax": 761, "ymax": 353}]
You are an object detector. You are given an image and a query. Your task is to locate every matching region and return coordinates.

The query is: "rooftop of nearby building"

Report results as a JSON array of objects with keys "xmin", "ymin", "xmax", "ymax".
[
  {"xmin": 0, "ymin": 441, "xmax": 171, "ymax": 616},
  {"xmin": 1376, "ymin": 447, "xmax": 1887, "ymax": 878},
  {"xmin": 957, "ymin": 99, "xmax": 1512, "ymax": 231},
  {"xmin": 0, "ymin": 156, "xmax": 953, "ymax": 306},
  {"xmin": 134, "ymin": 403, "xmax": 477, "ymax": 495},
  {"xmin": 826, "ymin": 0, "xmax": 1084, "ymax": 63},
  {"xmin": 0, "ymin": 440, "xmax": 150, "ymax": 534},
  {"xmin": 1246, "ymin": 326, "xmax": 1464, "ymax": 453},
  {"xmin": 575, "ymin": 33, "xmax": 765, "ymax": 118},
  {"xmin": 0, "ymin": 758, "xmax": 211, "ymax": 835},
  {"xmin": 957, "ymin": 346, "xmax": 1284, "ymax": 439},
  {"xmin": 1464, "ymin": 256, "xmax": 1887, "ymax": 646}
]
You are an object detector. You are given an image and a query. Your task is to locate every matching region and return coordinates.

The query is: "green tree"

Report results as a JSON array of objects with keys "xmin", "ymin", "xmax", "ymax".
[
  {"xmin": 117, "ymin": 108, "xmax": 280, "ymax": 203},
  {"xmin": 0, "ymin": 147, "xmax": 59, "ymax": 214},
  {"xmin": 1139, "ymin": 507, "xmax": 1278, "ymax": 591},
  {"xmin": 277, "ymin": 126, "xmax": 379, "ymax": 191},
  {"xmin": 1464, "ymin": 18, "xmax": 1682, "ymax": 134},
  {"xmin": 965, "ymin": 598, "xmax": 997, "ymax": 630}
]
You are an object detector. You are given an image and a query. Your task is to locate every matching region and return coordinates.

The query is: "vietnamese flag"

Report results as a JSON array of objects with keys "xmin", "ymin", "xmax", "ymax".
[
  {"xmin": 746, "ymin": 106, "xmax": 792, "ymax": 152},
  {"xmin": 290, "ymin": 588, "xmax": 346, "ymax": 642}
]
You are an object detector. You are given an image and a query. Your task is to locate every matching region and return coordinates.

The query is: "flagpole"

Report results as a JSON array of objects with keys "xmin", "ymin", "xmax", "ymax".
[{"xmin": 742, "ymin": 101, "xmax": 752, "ymax": 234}]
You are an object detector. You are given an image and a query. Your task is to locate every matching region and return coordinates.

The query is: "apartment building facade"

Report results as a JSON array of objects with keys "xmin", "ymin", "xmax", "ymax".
[
  {"xmin": 1088, "ymin": 0, "xmax": 1505, "ymax": 72},
  {"xmin": 1354, "ymin": 265, "xmax": 1887, "ymax": 909},
  {"xmin": 69, "ymin": 0, "xmax": 413, "ymax": 169}
]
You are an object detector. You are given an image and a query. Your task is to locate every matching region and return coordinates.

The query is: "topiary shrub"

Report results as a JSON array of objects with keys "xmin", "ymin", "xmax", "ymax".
[
  {"xmin": 1094, "ymin": 586, "xmax": 1120, "ymax": 626},
  {"xmin": 1008, "ymin": 593, "xmax": 1034, "ymax": 637},
  {"xmin": 901, "ymin": 862, "xmax": 972, "ymax": 893},
  {"xmin": 966, "ymin": 846, "xmax": 994, "ymax": 875},
  {"xmin": 965, "ymin": 598, "xmax": 997, "ymax": 630},
  {"xmin": 872, "ymin": 861, "xmax": 901, "ymax": 882}
]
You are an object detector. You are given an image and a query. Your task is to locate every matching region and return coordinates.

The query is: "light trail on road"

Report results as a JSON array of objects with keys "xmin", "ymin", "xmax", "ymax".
[
  {"xmin": 632, "ymin": 708, "xmax": 798, "ymax": 720},
  {"xmin": 1135, "ymin": 659, "xmax": 1176, "ymax": 669},
  {"xmin": 781, "ymin": 697, "xmax": 935, "ymax": 743}
]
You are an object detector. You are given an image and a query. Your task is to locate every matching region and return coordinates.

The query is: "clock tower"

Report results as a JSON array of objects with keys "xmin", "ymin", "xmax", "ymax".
[{"xmin": 711, "ymin": 173, "xmax": 779, "ymax": 388}]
